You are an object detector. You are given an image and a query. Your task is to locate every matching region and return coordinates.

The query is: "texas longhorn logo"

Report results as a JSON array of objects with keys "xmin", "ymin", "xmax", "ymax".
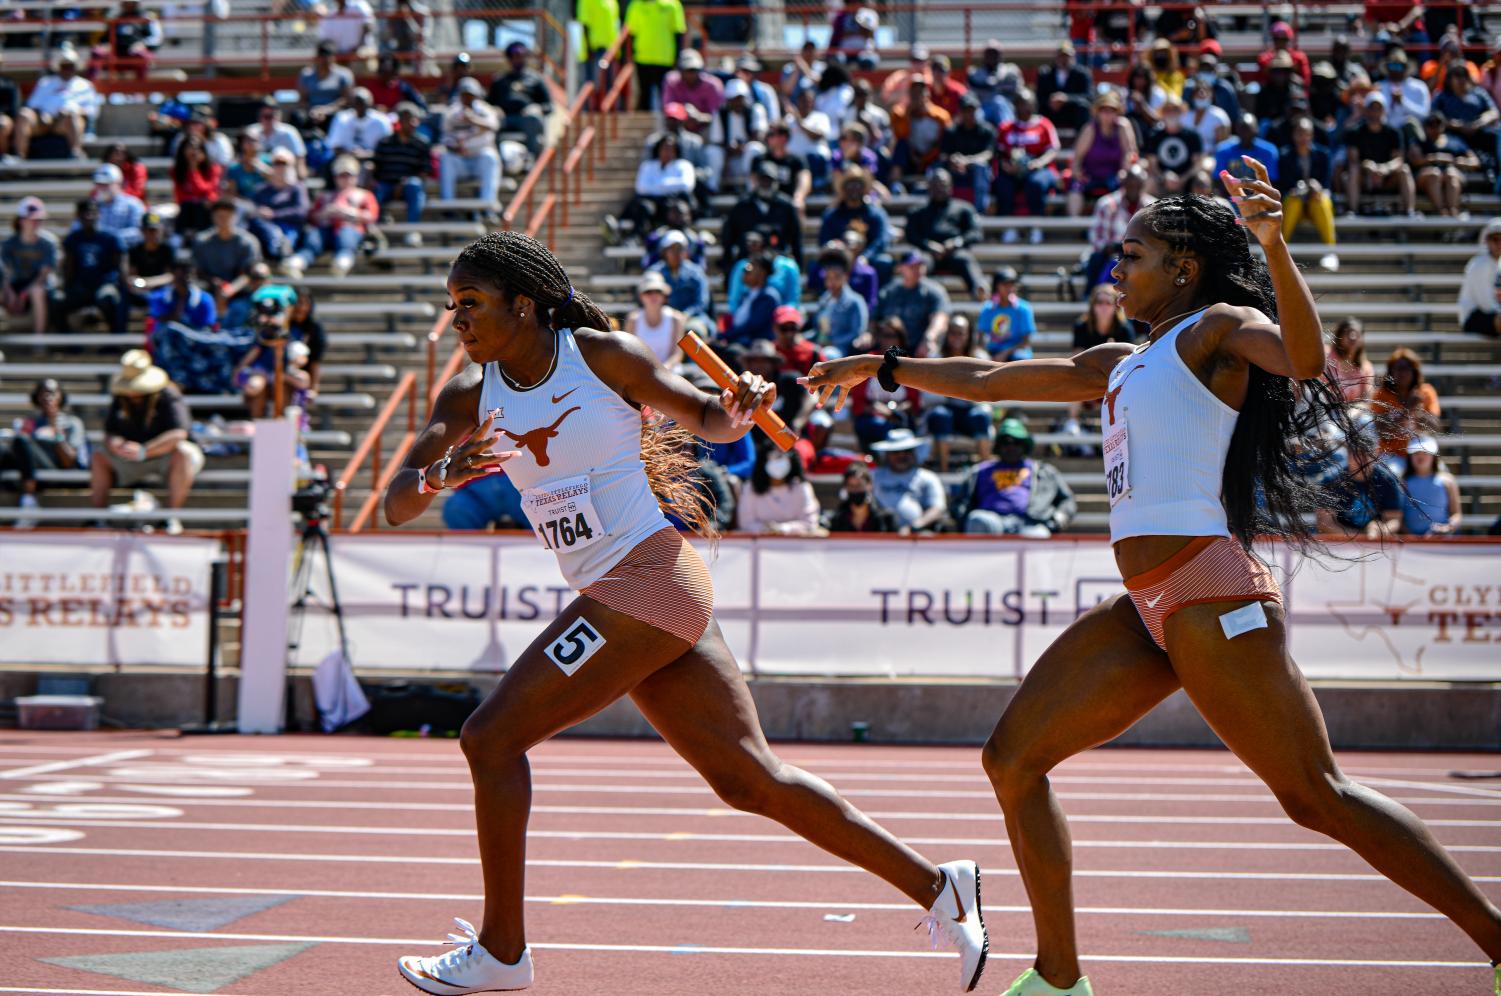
[
  {"xmin": 1104, "ymin": 365, "xmax": 1146, "ymax": 426},
  {"xmin": 497, "ymin": 407, "xmax": 582, "ymax": 467}
]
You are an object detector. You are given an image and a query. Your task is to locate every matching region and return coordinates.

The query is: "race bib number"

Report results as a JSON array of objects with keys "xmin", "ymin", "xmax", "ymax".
[
  {"xmin": 1103, "ymin": 420, "xmax": 1131, "ymax": 509},
  {"xmin": 545, "ymin": 617, "xmax": 606, "ymax": 676},
  {"xmin": 521, "ymin": 474, "xmax": 605, "ymax": 552}
]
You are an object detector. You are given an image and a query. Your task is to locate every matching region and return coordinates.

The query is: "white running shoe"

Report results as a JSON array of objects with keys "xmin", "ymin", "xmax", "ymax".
[
  {"xmin": 397, "ymin": 918, "xmax": 533, "ymax": 994},
  {"xmin": 1001, "ymin": 967, "xmax": 1094, "ymax": 995},
  {"xmin": 918, "ymin": 859, "xmax": 988, "ymax": 992}
]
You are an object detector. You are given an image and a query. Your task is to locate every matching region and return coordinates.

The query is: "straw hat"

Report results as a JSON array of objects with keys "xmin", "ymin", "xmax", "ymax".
[{"xmin": 111, "ymin": 349, "xmax": 169, "ymax": 396}]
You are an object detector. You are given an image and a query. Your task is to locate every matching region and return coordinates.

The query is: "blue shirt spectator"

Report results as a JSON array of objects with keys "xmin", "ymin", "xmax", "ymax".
[
  {"xmin": 648, "ymin": 241, "xmax": 711, "ymax": 319},
  {"xmin": 818, "ymin": 197, "xmax": 891, "ymax": 261},
  {"xmin": 976, "ymin": 279, "xmax": 1036, "ymax": 360},
  {"xmin": 63, "ymin": 227, "xmax": 123, "ymax": 287},
  {"xmin": 1215, "ymin": 132, "xmax": 1281, "ymax": 183},
  {"xmin": 729, "ymin": 251, "xmax": 800, "ymax": 312},
  {"xmin": 709, "ymin": 435, "xmax": 754, "ymax": 479},
  {"xmin": 147, "ymin": 281, "xmax": 217, "ymax": 330}
]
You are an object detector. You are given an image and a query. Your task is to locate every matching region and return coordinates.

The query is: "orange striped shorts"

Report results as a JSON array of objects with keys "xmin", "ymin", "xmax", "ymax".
[
  {"xmin": 1123, "ymin": 536, "xmax": 1281, "ymax": 650},
  {"xmin": 580, "ymin": 526, "xmax": 715, "ymax": 646}
]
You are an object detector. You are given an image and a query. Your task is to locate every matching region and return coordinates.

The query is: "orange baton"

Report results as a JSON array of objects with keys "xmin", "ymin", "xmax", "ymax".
[{"xmin": 678, "ymin": 331, "xmax": 798, "ymax": 452}]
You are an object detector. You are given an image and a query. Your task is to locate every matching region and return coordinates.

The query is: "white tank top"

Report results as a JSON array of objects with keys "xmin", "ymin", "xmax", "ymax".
[
  {"xmin": 1103, "ymin": 308, "xmax": 1239, "ymax": 543},
  {"xmin": 632, "ymin": 309, "xmax": 677, "ymax": 364},
  {"xmin": 477, "ymin": 329, "xmax": 669, "ymax": 589}
]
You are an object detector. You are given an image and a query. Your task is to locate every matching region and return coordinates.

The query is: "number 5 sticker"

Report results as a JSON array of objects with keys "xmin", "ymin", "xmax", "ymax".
[{"xmin": 545, "ymin": 618, "xmax": 607, "ymax": 676}]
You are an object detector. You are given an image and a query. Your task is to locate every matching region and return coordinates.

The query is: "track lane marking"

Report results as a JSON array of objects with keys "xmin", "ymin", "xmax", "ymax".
[{"xmin": 0, "ymin": 751, "xmax": 152, "ymax": 781}]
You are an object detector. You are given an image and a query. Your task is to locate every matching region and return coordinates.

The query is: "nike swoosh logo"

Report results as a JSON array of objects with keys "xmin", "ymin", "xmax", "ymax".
[
  {"xmin": 1144, "ymin": 594, "xmax": 1164, "ymax": 609},
  {"xmin": 551, "ymin": 387, "xmax": 579, "ymax": 405},
  {"xmin": 945, "ymin": 872, "xmax": 967, "ymax": 923}
]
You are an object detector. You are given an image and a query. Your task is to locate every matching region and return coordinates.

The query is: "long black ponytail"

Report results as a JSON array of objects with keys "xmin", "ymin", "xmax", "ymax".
[{"xmin": 1141, "ymin": 195, "xmax": 1360, "ymax": 553}]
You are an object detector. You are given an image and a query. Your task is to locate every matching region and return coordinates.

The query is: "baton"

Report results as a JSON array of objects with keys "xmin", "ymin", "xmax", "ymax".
[{"xmin": 678, "ymin": 331, "xmax": 797, "ymax": 452}]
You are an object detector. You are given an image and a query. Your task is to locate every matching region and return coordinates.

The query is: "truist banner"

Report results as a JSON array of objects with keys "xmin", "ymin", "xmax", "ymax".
[
  {"xmin": 0, "ymin": 533, "xmax": 218, "ymax": 667},
  {"xmin": 292, "ymin": 534, "xmax": 1501, "ymax": 682}
]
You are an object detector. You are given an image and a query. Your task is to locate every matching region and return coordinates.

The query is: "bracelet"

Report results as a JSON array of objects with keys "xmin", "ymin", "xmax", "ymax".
[
  {"xmin": 416, "ymin": 449, "xmax": 453, "ymax": 495},
  {"xmin": 876, "ymin": 346, "xmax": 907, "ymax": 392}
]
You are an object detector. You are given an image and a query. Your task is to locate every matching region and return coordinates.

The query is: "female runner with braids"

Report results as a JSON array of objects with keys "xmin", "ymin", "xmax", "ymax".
[
  {"xmin": 384, "ymin": 231, "xmax": 988, "ymax": 995},
  {"xmin": 802, "ymin": 158, "xmax": 1501, "ymax": 996}
]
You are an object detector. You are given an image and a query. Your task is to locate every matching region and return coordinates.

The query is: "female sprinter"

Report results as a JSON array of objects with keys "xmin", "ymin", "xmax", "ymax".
[
  {"xmin": 384, "ymin": 231, "xmax": 988, "ymax": 995},
  {"xmin": 801, "ymin": 160, "xmax": 1501, "ymax": 995}
]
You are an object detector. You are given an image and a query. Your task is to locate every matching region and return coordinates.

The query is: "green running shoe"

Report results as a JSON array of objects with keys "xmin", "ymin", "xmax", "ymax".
[{"xmin": 1000, "ymin": 967, "xmax": 1094, "ymax": 995}]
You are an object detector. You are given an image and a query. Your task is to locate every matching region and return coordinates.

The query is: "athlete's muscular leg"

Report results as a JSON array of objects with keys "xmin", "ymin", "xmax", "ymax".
[
  {"xmin": 630, "ymin": 620, "xmax": 946, "ymax": 908},
  {"xmin": 981, "ymin": 594, "xmax": 1179, "ymax": 988},
  {"xmin": 459, "ymin": 596, "xmax": 691, "ymax": 962},
  {"xmin": 1166, "ymin": 601, "xmax": 1501, "ymax": 962}
]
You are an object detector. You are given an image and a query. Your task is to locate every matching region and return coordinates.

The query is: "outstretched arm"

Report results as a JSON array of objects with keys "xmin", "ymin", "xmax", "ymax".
[{"xmin": 799, "ymin": 343, "xmax": 1134, "ymax": 412}]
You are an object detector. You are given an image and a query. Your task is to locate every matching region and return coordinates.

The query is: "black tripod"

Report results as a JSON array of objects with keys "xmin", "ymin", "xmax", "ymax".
[{"xmin": 287, "ymin": 496, "xmax": 354, "ymax": 732}]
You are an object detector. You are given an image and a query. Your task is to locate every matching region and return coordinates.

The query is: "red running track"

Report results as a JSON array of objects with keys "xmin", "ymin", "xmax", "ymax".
[{"xmin": 0, "ymin": 732, "xmax": 1496, "ymax": 995}]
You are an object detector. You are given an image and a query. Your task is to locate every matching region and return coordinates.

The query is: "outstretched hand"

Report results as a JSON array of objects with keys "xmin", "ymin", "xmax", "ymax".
[
  {"xmin": 442, "ymin": 409, "xmax": 519, "ymax": 489},
  {"xmin": 797, "ymin": 355, "xmax": 883, "ymax": 414},
  {"xmin": 1221, "ymin": 156, "xmax": 1283, "ymax": 249}
]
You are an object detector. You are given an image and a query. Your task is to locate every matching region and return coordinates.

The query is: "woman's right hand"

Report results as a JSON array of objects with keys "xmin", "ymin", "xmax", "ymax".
[
  {"xmin": 429, "ymin": 410, "xmax": 518, "ymax": 490},
  {"xmin": 798, "ymin": 354, "xmax": 882, "ymax": 413}
]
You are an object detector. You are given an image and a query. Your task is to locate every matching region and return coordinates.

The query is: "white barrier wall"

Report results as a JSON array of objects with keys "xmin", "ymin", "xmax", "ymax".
[{"xmin": 282, "ymin": 533, "xmax": 1501, "ymax": 682}]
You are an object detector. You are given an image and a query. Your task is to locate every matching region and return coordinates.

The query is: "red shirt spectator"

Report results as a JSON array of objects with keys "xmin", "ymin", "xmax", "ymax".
[
  {"xmin": 998, "ymin": 113, "xmax": 1061, "ymax": 164},
  {"xmin": 928, "ymin": 55, "xmax": 969, "ymax": 118},
  {"xmin": 1257, "ymin": 21, "xmax": 1311, "ymax": 86},
  {"xmin": 772, "ymin": 306, "xmax": 820, "ymax": 373}
]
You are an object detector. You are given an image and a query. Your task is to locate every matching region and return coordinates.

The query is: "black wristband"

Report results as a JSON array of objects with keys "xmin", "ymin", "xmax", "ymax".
[{"xmin": 876, "ymin": 346, "xmax": 907, "ymax": 392}]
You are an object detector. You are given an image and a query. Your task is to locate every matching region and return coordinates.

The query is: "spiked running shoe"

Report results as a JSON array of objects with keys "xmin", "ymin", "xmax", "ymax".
[
  {"xmin": 1000, "ymin": 967, "xmax": 1095, "ymax": 995},
  {"xmin": 397, "ymin": 918, "xmax": 533, "ymax": 994},
  {"xmin": 918, "ymin": 859, "xmax": 989, "ymax": 992}
]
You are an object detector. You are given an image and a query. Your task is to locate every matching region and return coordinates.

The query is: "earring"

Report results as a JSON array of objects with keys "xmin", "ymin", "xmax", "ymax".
[
  {"xmin": 1175, "ymin": 276, "xmax": 1187, "ymax": 286},
  {"xmin": 519, "ymin": 311, "xmax": 526, "ymax": 319}
]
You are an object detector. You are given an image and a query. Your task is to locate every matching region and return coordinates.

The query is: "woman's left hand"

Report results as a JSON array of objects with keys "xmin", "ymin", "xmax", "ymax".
[
  {"xmin": 1221, "ymin": 156, "xmax": 1283, "ymax": 249},
  {"xmin": 721, "ymin": 370, "xmax": 776, "ymax": 428}
]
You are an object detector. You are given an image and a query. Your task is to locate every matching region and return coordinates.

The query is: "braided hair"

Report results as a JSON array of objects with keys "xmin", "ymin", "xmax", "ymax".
[
  {"xmin": 1140, "ymin": 194, "xmax": 1358, "ymax": 553},
  {"xmin": 452, "ymin": 230, "xmax": 720, "ymax": 539}
]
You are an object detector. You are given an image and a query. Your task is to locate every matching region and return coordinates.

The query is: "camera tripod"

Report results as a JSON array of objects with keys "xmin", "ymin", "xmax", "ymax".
[{"xmin": 286, "ymin": 498, "xmax": 355, "ymax": 732}]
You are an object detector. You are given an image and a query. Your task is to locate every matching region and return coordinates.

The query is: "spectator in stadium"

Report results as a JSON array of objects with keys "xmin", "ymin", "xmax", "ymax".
[
  {"xmin": 728, "ymin": 230, "xmax": 799, "ymax": 313},
  {"xmin": 298, "ymin": 155, "xmax": 377, "ymax": 278},
  {"xmin": 1186, "ymin": 77, "xmax": 1232, "ymax": 151},
  {"xmin": 1144, "ymin": 95, "xmax": 1205, "ymax": 195},
  {"xmin": 723, "ymin": 253, "xmax": 781, "ymax": 345},
  {"xmin": 753, "ymin": 121, "xmax": 810, "ymax": 213},
  {"xmin": 1377, "ymin": 49, "xmax": 1430, "ymax": 137},
  {"xmin": 878, "ymin": 44, "xmax": 932, "ymax": 105},
  {"xmin": 706, "ymin": 79, "xmax": 768, "ymax": 194},
  {"xmin": 1154, "ymin": 2, "xmax": 1215, "ymax": 48},
  {"xmin": 773, "ymin": 305, "xmax": 820, "ymax": 374},
  {"xmin": 371, "ymin": 103, "xmax": 430, "ymax": 236},
  {"xmin": 575, "ymin": 0, "xmax": 619, "ymax": 89},
  {"xmin": 660, "ymin": 49, "xmax": 720, "ymax": 134},
  {"xmin": 1056, "ymin": 283, "xmax": 1132, "ymax": 442},
  {"xmin": 829, "ymin": 124, "xmax": 881, "ymax": 195},
  {"xmin": 940, "ymin": 95, "xmax": 995, "ymax": 214},
  {"xmin": 286, "ymin": 291, "xmax": 326, "ymax": 401},
  {"xmin": 233, "ymin": 297, "xmax": 312, "ymax": 418},
  {"xmin": 1196, "ymin": 50, "xmax": 1244, "ymax": 119},
  {"xmin": 827, "ymin": 2, "xmax": 879, "ymax": 70},
  {"xmin": 58, "ymin": 199, "xmax": 125, "ymax": 333},
  {"xmin": 817, "ymin": 165, "xmax": 888, "ymax": 273},
  {"xmin": 0, "ymin": 50, "xmax": 19, "ymax": 162},
  {"xmin": 326, "ymin": 86, "xmax": 392, "ymax": 166},
  {"xmin": 246, "ymin": 98, "xmax": 308, "ymax": 175},
  {"xmin": 227, "ymin": 132, "xmax": 269, "ymax": 202},
  {"xmin": 1123, "ymin": 63, "xmax": 1166, "ymax": 137},
  {"xmin": 827, "ymin": 230, "xmax": 880, "ymax": 311},
  {"xmin": 1327, "ymin": 316, "xmax": 1374, "ymax": 403},
  {"xmin": 1214, "ymin": 112, "xmax": 1280, "ymax": 185},
  {"xmin": 734, "ymin": 55, "xmax": 780, "ymax": 123},
  {"xmin": 1401, "ymin": 436, "xmax": 1461, "ymax": 537},
  {"xmin": 171, "ymin": 135, "xmax": 223, "ymax": 235},
  {"xmin": 967, "ymin": 40, "xmax": 1022, "ymax": 126},
  {"xmin": 1258, "ymin": 20, "xmax": 1312, "ymax": 87},
  {"xmin": 828, "ymin": 462, "xmax": 899, "ymax": 533},
  {"xmin": 1084, "ymin": 163, "xmax": 1155, "ymax": 288},
  {"xmin": 641, "ymin": 103, "xmax": 711, "ymax": 199},
  {"xmin": 785, "ymin": 87, "xmax": 835, "ymax": 190},
  {"xmin": 1410, "ymin": 111, "xmax": 1480, "ymax": 217},
  {"xmin": 994, "ymin": 90, "xmax": 1060, "ymax": 243},
  {"xmin": 102, "ymin": 143, "xmax": 148, "ymax": 201},
  {"xmin": 1316, "ymin": 421, "xmax": 1403, "ymax": 539},
  {"xmin": 1309, "ymin": 63, "xmax": 1347, "ymax": 134},
  {"xmin": 623, "ymin": 270, "xmax": 685, "ymax": 366},
  {"xmin": 648, "ymin": 229, "xmax": 710, "ymax": 322},
  {"xmin": 298, "ymin": 40, "xmax": 356, "ymax": 131},
  {"xmin": 877, "ymin": 251, "xmax": 949, "ymax": 356},
  {"xmin": 2, "ymin": 198, "xmax": 59, "ymax": 335},
  {"xmin": 1420, "ymin": 30, "xmax": 1479, "ymax": 95},
  {"xmin": 487, "ymin": 41, "xmax": 551, "ymax": 158},
  {"xmin": 439, "ymin": 77, "xmax": 502, "ymax": 211},
  {"xmin": 1433, "ymin": 67, "xmax": 1499, "ymax": 171},
  {"xmin": 851, "ymin": 318, "xmax": 921, "ymax": 450},
  {"xmin": 254, "ymin": 149, "xmax": 311, "ymax": 274},
  {"xmin": 1035, "ymin": 40, "xmax": 1092, "ymax": 134},
  {"xmin": 809, "ymin": 244, "xmax": 869, "ymax": 357},
  {"xmin": 1460, "ymin": 219, "xmax": 1501, "ymax": 337},
  {"xmin": 975, "ymin": 265, "xmax": 1035, "ymax": 361},
  {"xmin": 125, "ymin": 212, "xmax": 176, "ymax": 306},
  {"xmin": 318, "ymin": 0, "xmax": 374, "ymax": 56},
  {"xmin": 920, "ymin": 315, "xmax": 992, "ymax": 472},
  {"xmin": 847, "ymin": 79, "xmax": 894, "ymax": 163},
  {"xmin": 905, "ymin": 169, "xmax": 984, "ymax": 298},
  {"xmin": 147, "ymin": 250, "xmax": 217, "ymax": 333},
  {"xmin": 737, "ymin": 443, "xmax": 821, "ymax": 535},
  {"xmin": 1256, "ymin": 52, "xmax": 1308, "ymax": 138},
  {"xmin": 625, "ymin": 134, "xmax": 696, "ymax": 238},
  {"xmin": 1, "ymin": 378, "xmax": 87, "ymax": 526},
  {"xmin": 92, "ymin": 350, "xmax": 203, "ymax": 528},
  {"xmin": 86, "ymin": 162, "xmax": 145, "ymax": 249},
  {"xmin": 627, "ymin": 0, "xmax": 686, "ymax": 111},
  {"xmin": 640, "ymin": 198, "xmax": 705, "ymax": 268},
  {"xmin": 96, "ymin": 0, "xmax": 162, "ymax": 79},
  {"xmin": 891, "ymin": 78, "xmax": 950, "ymax": 176},
  {"xmin": 723, "ymin": 160, "xmax": 804, "ymax": 273},
  {"xmin": 1147, "ymin": 38, "xmax": 1185, "ymax": 100},
  {"xmin": 1345, "ymin": 92, "xmax": 1416, "ymax": 216},
  {"xmin": 870, "ymin": 428, "xmax": 945, "ymax": 533},
  {"xmin": 960, "ymin": 418, "xmax": 1075, "ymax": 536},
  {"xmin": 192, "ymin": 199, "xmax": 260, "ymax": 313},
  {"xmin": 16, "ymin": 47, "xmax": 97, "ymax": 160},
  {"xmin": 1067, "ymin": 91, "xmax": 1136, "ymax": 217},
  {"xmin": 368, "ymin": 54, "xmax": 429, "ymax": 116},
  {"xmin": 1372, "ymin": 347, "xmax": 1440, "ymax": 466},
  {"xmin": 924, "ymin": 55, "xmax": 968, "ymax": 118},
  {"xmin": 1279, "ymin": 116, "xmax": 1340, "ymax": 272},
  {"xmin": 813, "ymin": 60, "xmax": 855, "ymax": 122}
]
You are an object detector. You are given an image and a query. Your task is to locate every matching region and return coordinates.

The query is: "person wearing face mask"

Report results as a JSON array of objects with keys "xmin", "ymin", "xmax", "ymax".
[
  {"xmin": 1191, "ymin": 52, "xmax": 1241, "ymax": 121},
  {"xmin": 1376, "ymin": 48, "xmax": 1429, "ymax": 138},
  {"xmin": 737, "ymin": 443, "xmax": 822, "ymax": 535},
  {"xmin": 723, "ymin": 160, "xmax": 804, "ymax": 273},
  {"xmin": 828, "ymin": 462, "xmax": 898, "ymax": 533},
  {"xmin": 1148, "ymin": 39, "xmax": 1185, "ymax": 99},
  {"xmin": 959, "ymin": 418, "xmax": 1076, "ymax": 538},
  {"xmin": 1144, "ymin": 95, "xmax": 1205, "ymax": 193}
]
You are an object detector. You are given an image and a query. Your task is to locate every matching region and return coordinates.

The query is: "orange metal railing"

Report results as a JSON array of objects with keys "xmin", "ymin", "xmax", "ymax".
[{"xmin": 332, "ymin": 370, "xmax": 418, "ymax": 532}]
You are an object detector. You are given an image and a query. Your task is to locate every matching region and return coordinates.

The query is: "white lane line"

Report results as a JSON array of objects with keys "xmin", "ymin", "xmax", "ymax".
[
  {"xmin": 5, "ymin": 817, "xmax": 1499, "ymax": 855},
  {"xmin": 0, "ymin": 751, "xmax": 152, "ymax": 782},
  {"xmin": 0, "ymin": 925, "xmax": 1486, "ymax": 970},
  {"xmin": 0, "ymin": 989, "xmax": 260, "ymax": 996},
  {"xmin": 1363, "ymin": 777, "xmax": 1501, "ymax": 800},
  {"xmin": 3, "ymin": 794, "xmax": 1495, "ymax": 829},
  {"xmin": 0, "ymin": 880, "xmax": 1451, "ymax": 920},
  {"xmin": 1, "ymin": 844, "xmax": 1496, "ymax": 882}
]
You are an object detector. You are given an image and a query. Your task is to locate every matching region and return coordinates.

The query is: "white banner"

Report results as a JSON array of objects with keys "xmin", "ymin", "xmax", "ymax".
[
  {"xmin": 294, "ymin": 534, "xmax": 1501, "ymax": 682},
  {"xmin": 0, "ymin": 533, "xmax": 219, "ymax": 667}
]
